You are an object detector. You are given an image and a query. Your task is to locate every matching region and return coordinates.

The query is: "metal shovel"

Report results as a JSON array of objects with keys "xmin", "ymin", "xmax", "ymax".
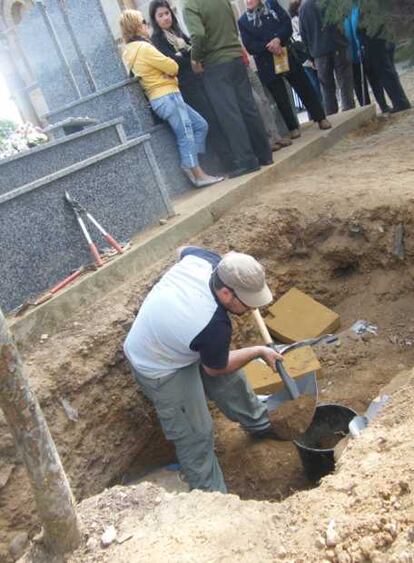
[
  {"xmin": 348, "ymin": 394, "xmax": 390, "ymax": 438},
  {"xmin": 252, "ymin": 309, "xmax": 319, "ymax": 440}
]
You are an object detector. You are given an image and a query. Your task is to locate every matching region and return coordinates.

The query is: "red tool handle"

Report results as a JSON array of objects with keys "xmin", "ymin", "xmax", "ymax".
[
  {"xmin": 104, "ymin": 234, "xmax": 123, "ymax": 254},
  {"xmin": 50, "ymin": 270, "xmax": 82, "ymax": 294},
  {"xmin": 90, "ymin": 243, "xmax": 104, "ymax": 267}
]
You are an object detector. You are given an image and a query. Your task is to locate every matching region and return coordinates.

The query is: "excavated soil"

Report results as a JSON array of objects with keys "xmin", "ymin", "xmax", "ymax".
[
  {"xmin": 1, "ymin": 70, "xmax": 414, "ymax": 561},
  {"xmin": 268, "ymin": 394, "xmax": 316, "ymax": 440}
]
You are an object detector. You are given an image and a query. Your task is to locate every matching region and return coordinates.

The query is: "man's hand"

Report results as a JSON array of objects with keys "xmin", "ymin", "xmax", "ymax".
[
  {"xmin": 257, "ymin": 346, "xmax": 284, "ymax": 371},
  {"xmin": 191, "ymin": 60, "xmax": 204, "ymax": 74},
  {"xmin": 266, "ymin": 37, "xmax": 283, "ymax": 56}
]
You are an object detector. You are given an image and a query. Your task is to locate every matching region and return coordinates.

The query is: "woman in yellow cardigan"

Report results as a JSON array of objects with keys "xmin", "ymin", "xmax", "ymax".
[{"xmin": 120, "ymin": 10, "xmax": 223, "ymax": 188}]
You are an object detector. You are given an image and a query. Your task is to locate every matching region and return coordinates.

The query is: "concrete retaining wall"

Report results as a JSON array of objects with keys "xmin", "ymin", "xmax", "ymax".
[{"xmin": 0, "ymin": 136, "xmax": 173, "ymax": 313}]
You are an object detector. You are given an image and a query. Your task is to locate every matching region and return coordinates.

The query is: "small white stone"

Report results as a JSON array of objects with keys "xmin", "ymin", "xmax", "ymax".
[
  {"xmin": 326, "ymin": 520, "xmax": 340, "ymax": 548},
  {"xmin": 40, "ymin": 333, "xmax": 49, "ymax": 341},
  {"xmin": 101, "ymin": 525, "xmax": 117, "ymax": 547}
]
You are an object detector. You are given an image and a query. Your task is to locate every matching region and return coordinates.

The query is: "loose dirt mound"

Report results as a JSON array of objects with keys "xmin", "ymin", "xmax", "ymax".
[{"xmin": 21, "ymin": 370, "xmax": 413, "ymax": 563}]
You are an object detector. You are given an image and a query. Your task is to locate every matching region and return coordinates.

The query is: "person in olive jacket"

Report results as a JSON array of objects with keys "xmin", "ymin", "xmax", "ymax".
[
  {"xmin": 238, "ymin": 0, "xmax": 331, "ymax": 138},
  {"xmin": 183, "ymin": 0, "xmax": 273, "ymax": 178}
]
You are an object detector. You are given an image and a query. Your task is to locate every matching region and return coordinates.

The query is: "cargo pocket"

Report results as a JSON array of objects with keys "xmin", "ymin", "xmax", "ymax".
[{"xmin": 156, "ymin": 405, "xmax": 194, "ymax": 441}]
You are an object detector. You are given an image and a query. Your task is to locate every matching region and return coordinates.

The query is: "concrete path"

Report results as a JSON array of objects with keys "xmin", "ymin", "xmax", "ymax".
[{"xmin": 9, "ymin": 105, "xmax": 376, "ymax": 345}]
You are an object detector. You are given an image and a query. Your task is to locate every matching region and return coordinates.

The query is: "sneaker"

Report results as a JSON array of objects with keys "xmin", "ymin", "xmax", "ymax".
[
  {"xmin": 318, "ymin": 118, "xmax": 332, "ymax": 130},
  {"xmin": 289, "ymin": 128, "xmax": 301, "ymax": 139},
  {"xmin": 193, "ymin": 175, "xmax": 224, "ymax": 188}
]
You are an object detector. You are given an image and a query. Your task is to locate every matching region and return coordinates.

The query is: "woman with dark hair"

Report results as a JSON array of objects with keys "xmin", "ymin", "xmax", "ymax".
[
  {"xmin": 149, "ymin": 0, "xmax": 289, "ymax": 166},
  {"xmin": 120, "ymin": 9, "xmax": 223, "ymax": 188},
  {"xmin": 149, "ymin": 0, "xmax": 235, "ymax": 171}
]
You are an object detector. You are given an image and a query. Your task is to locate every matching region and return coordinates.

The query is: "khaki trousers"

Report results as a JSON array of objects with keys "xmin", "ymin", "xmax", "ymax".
[{"xmin": 131, "ymin": 362, "xmax": 270, "ymax": 493}]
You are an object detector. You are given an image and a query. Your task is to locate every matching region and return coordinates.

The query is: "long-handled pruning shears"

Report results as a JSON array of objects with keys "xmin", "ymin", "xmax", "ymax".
[{"xmin": 65, "ymin": 191, "xmax": 123, "ymax": 268}]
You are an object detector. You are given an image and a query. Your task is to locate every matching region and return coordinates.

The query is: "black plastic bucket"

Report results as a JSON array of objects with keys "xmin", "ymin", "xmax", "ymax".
[{"xmin": 294, "ymin": 403, "xmax": 357, "ymax": 481}]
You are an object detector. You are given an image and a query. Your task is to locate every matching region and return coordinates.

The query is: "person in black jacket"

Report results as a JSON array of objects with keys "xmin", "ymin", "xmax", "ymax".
[
  {"xmin": 238, "ymin": 0, "xmax": 331, "ymax": 138},
  {"xmin": 299, "ymin": 0, "xmax": 355, "ymax": 115},
  {"xmin": 149, "ymin": 0, "xmax": 235, "ymax": 172}
]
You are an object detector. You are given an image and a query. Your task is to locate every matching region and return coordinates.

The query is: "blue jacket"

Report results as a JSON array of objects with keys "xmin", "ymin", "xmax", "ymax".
[
  {"xmin": 344, "ymin": 7, "xmax": 362, "ymax": 63},
  {"xmin": 238, "ymin": 0, "xmax": 293, "ymax": 86}
]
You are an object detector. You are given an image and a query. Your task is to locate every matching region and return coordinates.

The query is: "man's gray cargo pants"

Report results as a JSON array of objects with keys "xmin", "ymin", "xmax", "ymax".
[{"xmin": 132, "ymin": 363, "xmax": 271, "ymax": 494}]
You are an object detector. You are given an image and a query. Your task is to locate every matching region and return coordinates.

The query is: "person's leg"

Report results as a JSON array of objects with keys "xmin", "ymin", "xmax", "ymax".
[
  {"xmin": 181, "ymin": 79, "xmax": 234, "ymax": 171},
  {"xmin": 184, "ymin": 100, "xmax": 208, "ymax": 156},
  {"xmin": 314, "ymin": 52, "xmax": 338, "ymax": 115},
  {"xmin": 353, "ymin": 62, "xmax": 363, "ymax": 106},
  {"xmin": 231, "ymin": 58, "xmax": 273, "ymax": 164},
  {"xmin": 247, "ymin": 67, "xmax": 284, "ymax": 146},
  {"xmin": 373, "ymin": 40, "xmax": 411, "ymax": 111},
  {"xmin": 285, "ymin": 65, "xmax": 326, "ymax": 122},
  {"xmin": 333, "ymin": 47, "xmax": 356, "ymax": 111},
  {"xmin": 364, "ymin": 62, "xmax": 390, "ymax": 113},
  {"xmin": 201, "ymin": 368, "xmax": 271, "ymax": 434},
  {"xmin": 132, "ymin": 363, "xmax": 227, "ymax": 493},
  {"xmin": 151, "ymin": 93, "xmax": 222, "ymax": 186},
  {"xmin": 304, "ymin": 66, "xmax": 323, "ymax": 103},
  {"xmin": 203, "ymin": 60, "xmax": 260, "ymax": 170},
  {"xmin": 150, "ymin": 93, "xmax": 199, "ymax": 169},
  {"xmin": 266, "ymin": 75, "xmax": 300, "ymax": 131}
]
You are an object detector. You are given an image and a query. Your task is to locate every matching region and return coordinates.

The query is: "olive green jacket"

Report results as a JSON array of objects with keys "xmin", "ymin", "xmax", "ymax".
[{"xmin": 183, "ymin": 0, "xmax": 242, "ymax": 65}]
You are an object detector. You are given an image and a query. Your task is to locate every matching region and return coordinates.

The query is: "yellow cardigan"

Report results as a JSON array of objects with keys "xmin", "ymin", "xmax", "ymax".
[{"xmin": 123, "ymin": 40, "xmax": 180, "ymax": 101}]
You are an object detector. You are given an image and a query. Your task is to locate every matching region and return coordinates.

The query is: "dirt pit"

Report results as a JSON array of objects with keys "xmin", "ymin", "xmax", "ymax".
[{"xmin": 1, "ymin": 71, "xmax": 414, "ymax": 562}]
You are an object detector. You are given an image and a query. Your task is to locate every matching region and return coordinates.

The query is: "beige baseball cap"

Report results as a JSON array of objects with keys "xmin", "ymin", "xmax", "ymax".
[{"xmin": 216, "ymin": 251, "xmax": 273, "ymax": 308}]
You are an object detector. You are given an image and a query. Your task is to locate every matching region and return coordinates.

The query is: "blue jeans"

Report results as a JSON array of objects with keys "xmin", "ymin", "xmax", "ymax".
[{"xmin": 150, "ymin": 92, "xmax": 208, "ymax": 169}]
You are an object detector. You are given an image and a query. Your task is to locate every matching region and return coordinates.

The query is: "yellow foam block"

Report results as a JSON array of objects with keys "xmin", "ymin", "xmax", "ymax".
[
  {"xmin": 244, "ymin": 346, "xmax": 321, "ymax": 395},
  {"xmin": 264, "ymin": 287, "xmax": 340, "ymax": 343}
]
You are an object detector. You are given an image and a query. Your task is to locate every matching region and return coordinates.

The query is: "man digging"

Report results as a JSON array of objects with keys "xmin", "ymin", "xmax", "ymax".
[{"xmin": 124, "ymin": 247, "xmax": 283, "ymax": 493}]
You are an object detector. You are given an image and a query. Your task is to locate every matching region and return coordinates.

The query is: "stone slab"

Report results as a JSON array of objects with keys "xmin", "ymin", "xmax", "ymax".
[
  {"xmin": 44, "ymin": 79, "xmax": 154, "ymax": 137},
  {"xmin": 244, "ymin": 346, "xmax": 321, "ymax": 395},
  {"xmin": 265, "ymin": 288, "xmax": 340, "ymax": 343},
  {"xmin": 0, "ymin": 119, "xmax": 125, "ymax": 194}
]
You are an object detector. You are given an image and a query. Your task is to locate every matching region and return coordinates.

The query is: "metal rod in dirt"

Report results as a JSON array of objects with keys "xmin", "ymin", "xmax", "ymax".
[{"xmin": 0, "ymin": 307, "xmax": 81, "ymax": 555}]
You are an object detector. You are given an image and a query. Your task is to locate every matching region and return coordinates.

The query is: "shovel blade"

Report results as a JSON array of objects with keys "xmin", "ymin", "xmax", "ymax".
[{"xmin": 266, "ymin": 371, "xmax": 318, "ymax": 412}]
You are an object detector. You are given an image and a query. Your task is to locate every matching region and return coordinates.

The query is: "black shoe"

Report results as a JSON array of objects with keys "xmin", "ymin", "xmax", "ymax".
[
  {"xmin": 228, "ymin": 163, "xmax": 261, "ymax": 178},
  {"xmin": 251, "ymin": 428, "xmax": 285, "ymax": 441},
  {"xmin": 259, "ymin": 158, "xmax": 273, "ymax": 166},
  {"xmin": 390, "ymin": 104, "xmax": 411, "ymax": 114}
]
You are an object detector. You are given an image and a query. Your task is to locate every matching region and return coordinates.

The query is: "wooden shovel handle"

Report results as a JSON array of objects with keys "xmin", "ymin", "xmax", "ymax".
[{"xmin": 252, "ymin": 309, "xmax": 273, "ymax": 345}]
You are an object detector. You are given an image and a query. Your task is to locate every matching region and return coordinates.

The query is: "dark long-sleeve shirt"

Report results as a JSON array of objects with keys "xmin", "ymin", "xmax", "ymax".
[
  {"xmin": 299, "ymin": 0, "xmax": 348, "ymax": 58},
  {"xmin": 151, "ymin": 32, "xmax": 194, "ymax": 87},
  {"xmin": 238, "ymin": 0, "xmax": 293, "ymax": 85}
]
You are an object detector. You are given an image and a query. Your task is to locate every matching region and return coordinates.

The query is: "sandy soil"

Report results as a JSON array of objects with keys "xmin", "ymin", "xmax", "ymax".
[
  {"xmin": 62, "ymin": 371, "xmax": 414, "ymax": 563},
  {"xmin": 1, "ymin": 70, "xmax": 414, "ymax": 561}
]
